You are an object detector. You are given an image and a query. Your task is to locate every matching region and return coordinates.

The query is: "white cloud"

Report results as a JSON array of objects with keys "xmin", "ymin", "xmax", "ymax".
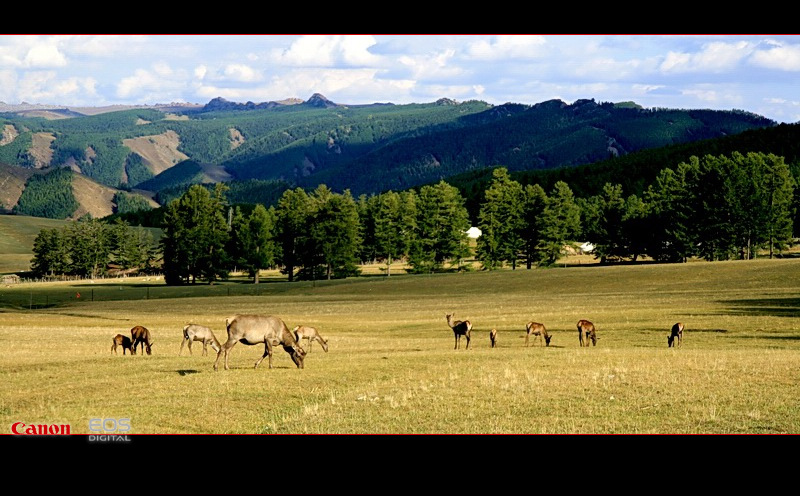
[
  {"xmin": 660, "ymin": 41, "xmax": 753, "ymax": 73},
  {"xmin": 15, "ymin": 71, "xmax": 98, "ymax": 104},
  {"xmin": 466, "ymin": 35, "xmax": 547, "ymax": 60},
  {"xmin": 749, "ymin": 41, "xmax": 800, "ymax": 71},
  {"xmin": 116, "ymin": 66, "xmax": 187, "ymax": 102},
  {"xmin": 398, "ymin": 49, "xmax": 463, "ymax": 81},
  {"xmin": 23, "ymin": 43, "xmax": 67, "ymax": 68},
  {"xmin": 223, "ymin": 63, "xmax": 261, "ymax": 82},
  {"xmin": 62, "ymin": 35, "xmax": 149, "ymax": 57},
  {"xmin": 272, "ymin": 35, "xmax": 380, "ymax": 67},
  {"xmin": 0, "ymin": 69, "xmax": 18, "ymax": 101}
]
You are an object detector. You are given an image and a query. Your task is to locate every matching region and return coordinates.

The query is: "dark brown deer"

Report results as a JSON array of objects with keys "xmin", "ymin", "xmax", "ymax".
[
  {"xmin": 214, "ymin": 314, "xmax": 306, "ymax": 371},
  {"xmin": 446, "ymin": 313, "xmax": 472, "ymax": 350},
  {"xmin": 180, "ymin": 324, "xmax": 221, "ymax": 356},
  {"xmin": 489, "ymin": 328, "xmax": 498, "ymax": 348},
  {"xmin": 293, "ymin": 325, "xmax": 329, "ymax": 353},
  {"xmin": 668, "ymin": 322, "xmax": 684, "ymax": 348},
  {"xmin": 577, "ymin": 319, "xmax": 597, "ymax": 347},
  {"xmin": 130, "ymin": 325, "xmax": 154, "ymax": 355},
  {"xmin": 525, "ymin": 321, "xmax": 552, "ymax": 347},
  {"xmin": 111, "ymin": 334, "xmax": 135, "ymax": 355}
]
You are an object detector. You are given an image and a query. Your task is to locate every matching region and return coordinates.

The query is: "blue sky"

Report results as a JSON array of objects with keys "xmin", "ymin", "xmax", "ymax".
[{"xmin": 1, "ymin": 34, "xmax": 799, "ymax": 123}]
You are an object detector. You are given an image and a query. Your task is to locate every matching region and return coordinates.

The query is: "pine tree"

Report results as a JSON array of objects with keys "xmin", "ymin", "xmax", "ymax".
[
  {"xmin": 66, "ymin": 218, "xmax": 112, "ymax": 278},
  {"xmin": 229, "ymin": 204, "xmax": 277, "ymax": 284},
  {"xmin": 519, "ymin": 183, "xmax": 548, "ymax": 269},
  {"xmin": 374, "ymin": 190, "xmax": 416, "ymax": 276},
  {"xmin": 305, "ymin": 186, "xmax": 362, "ymax": 280},
  {"xmin": 31, "ymin": 228, "xmax": 68, "ymax": 277},
  {"xmin": 275, "ymin": 188, "xmax": 311, "ymax": 282},
  {"xmin": 476, "ymin": 167, "xmax": 524, "ymax": 270},
  {"xmin": 161, "ymin": 184, "xmax": 230, "ymax": 285},
  {"xmin": 409, "ymin": 181, "xmax": 470, "ymax": 273},
  {"xmin": 644, "ymin": 166, "xmax": 693, "ymax": 262},
  {"xmin": 538, "ymin": 181, "xmax": 580, "ymax": 265}
]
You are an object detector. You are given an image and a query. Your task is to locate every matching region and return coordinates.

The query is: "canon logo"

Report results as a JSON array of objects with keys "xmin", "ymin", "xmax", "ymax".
[{"xmin": 11, "ymin": 422, "xmax": 71, "ymax": 435}]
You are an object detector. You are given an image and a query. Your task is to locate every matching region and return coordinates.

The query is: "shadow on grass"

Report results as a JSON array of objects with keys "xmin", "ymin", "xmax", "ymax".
[
  {"xmin": 177, "ymin": 369, "xmax": 200, "ymax": 376},
  {"xmin": 643, "ymin": 327, "xmax": 729, "ymax": 333},
  {"xmin": 732, "ymin": 334, "xmax": 800, "ymax": 341},
  {"xmin": 718, "ymin": 297, "xmax": 800, "ymax": 318}
]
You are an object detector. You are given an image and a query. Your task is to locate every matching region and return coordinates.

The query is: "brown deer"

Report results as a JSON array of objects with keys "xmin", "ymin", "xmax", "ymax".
[
  {"xmin": 577, "ymin": 319, "xmax": 597, "ymax": 347},
  {"xmin": 111, "ymin": 334, "xmax": 135, "ymax": 355},
  {"xmin": 214, "ymin": 314, "xmax": 306, "ymax": 371},
  {"xmin": 525, "ymin": 321, "xmax": 552, "ymax": 347},
  {"xmin": 446, "ymin": 313, "xmax": 472, "ymax": 350},
  {"xmin": 180, "ymin": 324, "xmax": 221, "ymax": 356},
  {"xmin": 489, "ymin": 328, "xmax": 498, "ymax": 348},
  {"xmin": 293, "ymin": 325, "xmax": 329, "ymax": 353},
  {"xmin": 130, "ymin": 325, "xmax": 154, "ymax": 355},
  {"xmin": 668, "ymin": 322, "xmax": 684, "ymax": 348}
]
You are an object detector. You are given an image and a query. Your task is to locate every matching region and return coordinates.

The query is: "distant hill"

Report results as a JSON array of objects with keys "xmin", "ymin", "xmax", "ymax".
[{"xmin": 0, "ymin": 94, "xmax": 778, "ymax": 219}]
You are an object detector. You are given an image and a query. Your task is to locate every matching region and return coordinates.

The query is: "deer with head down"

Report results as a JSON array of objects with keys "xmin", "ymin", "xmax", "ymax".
[
  {"xmin": 111, "ymin": 334, "xmax": 135, "ymax": 355},
  {"xmin": 525, "ymin": 321, "xmax": 552, "ymax": 347},
  {"xmin": 293, "ymin": 325, "xmax": 329, "ymax": 353},
  {"xmin": 180, "ymin": 324, "xmax": 221, "ymax": 356},
  {"xmin": 577, "ymin": 319, "xmax": 597, "ymax": 347},
  {"xmin": 214, "ymin": 314, "xmax": 306, "ymax": 371},
  {"xmin": 130, "ymin": 325, "xmax": 154, "ymax": 355},
  {"xmin": 668, "ymin": 322, "xmax": 684, "ymax": 348},
  {"xmin": 446, "ymin": 313, "xmax": 472, "ymax": 350}
]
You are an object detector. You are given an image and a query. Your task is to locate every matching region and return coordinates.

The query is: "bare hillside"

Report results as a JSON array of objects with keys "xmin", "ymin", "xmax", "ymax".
[
  {"xmin": 30, "ymin": 133, "xmax": 56, "ymax": 168},
  {"xmin": 122, "ymin": 130, "xmax": 189, "ymax": 176},
  {"xmin": 0, "ymin": 165, "xmax": 37, "ymax": 213},
  {"xmin": 71, "ymin": 174, "xmax": 159, "ymax": 220}
]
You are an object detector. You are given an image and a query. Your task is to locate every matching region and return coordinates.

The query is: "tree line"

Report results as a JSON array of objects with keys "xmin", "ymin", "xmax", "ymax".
[
  {"xmin": 31, "ymin": 218, "xmax": 159, "ymax": 279},
  {"xmin": 29, "ymin": 151, "xmax": 796, "ymax": 283}
]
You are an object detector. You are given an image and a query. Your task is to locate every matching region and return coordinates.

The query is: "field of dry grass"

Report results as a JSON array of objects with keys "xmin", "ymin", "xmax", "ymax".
[{"xmin": 1, "ymin": 257, "xmax": 799, "ymax": 435}]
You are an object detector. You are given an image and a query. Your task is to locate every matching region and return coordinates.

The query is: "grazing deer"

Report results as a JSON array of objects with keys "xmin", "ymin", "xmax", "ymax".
[
  {"xmin": 111, "ymin": 334, "xmax": 135, "ymax": 355},
  {"xmin": 180, "ymin": 324, "xmax": 221, "ymax": 356},
  {"xmin": 130, "ymin": 325, "xmax": 154, "ymax": 355},
  {"xmin": 214, "ymin": 314, "xmax": 306, "ymax": 371},
  {"xmin": 668, "ymin": 322, "xmax": 684, "ymax": 348},
  {"xmin": 446, "ymin": 313, "xmax": 472, "ymax": 350},
  {"xmin": 293, "ymin": 325, "xmax": 329, "ymax": 353},
  {"xmin": 489, "ymin": 328, "xmax": 498, "ymax": 348},
  {"xmin": 525, "ymin": 321, "xmax": 552, "ymax": 347},
  {"xmin": 577, "ymin": 319, "xmax": 597, "ymax": 347}
]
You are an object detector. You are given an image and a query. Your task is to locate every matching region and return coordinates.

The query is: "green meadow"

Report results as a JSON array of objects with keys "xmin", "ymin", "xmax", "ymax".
[{"xmin": 2, "ymin": 258, "xmax": 799, "ymax": 434}]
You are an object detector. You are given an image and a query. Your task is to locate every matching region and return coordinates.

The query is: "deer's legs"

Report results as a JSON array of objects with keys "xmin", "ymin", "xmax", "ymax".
[{"xmin": 214, "ymin": 339, "xmax": 237, "ymax": 371}]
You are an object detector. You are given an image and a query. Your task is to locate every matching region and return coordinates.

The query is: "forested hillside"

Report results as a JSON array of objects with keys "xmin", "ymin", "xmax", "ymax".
[{"xmin": 0, "ymin": 95, "xmax": 777, "ymax": 220}]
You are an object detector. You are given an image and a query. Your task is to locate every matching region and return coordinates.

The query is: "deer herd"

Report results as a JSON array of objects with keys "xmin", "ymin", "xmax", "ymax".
[
  {"xmin": 109, "ymin": 312, "xmax": 685, "ymax": 368},
  {"xmin": 446, "ymin": 313, "xmax": 685, "ymax": 350}
]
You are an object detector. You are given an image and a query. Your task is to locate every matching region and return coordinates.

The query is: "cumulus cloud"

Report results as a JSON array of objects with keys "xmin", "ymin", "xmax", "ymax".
[
  {"xmin": 15, "ymin": 71, "xmax": 98, "ymax": 104},
  {"xmin": 23, "ymin": 42, "xmax": 67, "ymax": 68},
  {"xmin": 466, "ymin": 35, "xmax": 547, "ymax": 60},
  {"xmin": 272, "ymin": 35, "xmax": 380, "ymax": 67},
  {"xmin": 116, "ymin": 65, "xmax": 188, "ymax": 102},
  {"xmin": 223, "ymin": 63, "xmax": 261, "ymax": 82},
  {"xmin": 397, "ymin": 49, "xmax": 463, "ymax": 81},
  {"xmin": 660, "ymin": 41, "xmax": 753, "ymax": 73},
  {"xmin": 749, "ymin": 41, "xmax": 800, "ymax": 71}
]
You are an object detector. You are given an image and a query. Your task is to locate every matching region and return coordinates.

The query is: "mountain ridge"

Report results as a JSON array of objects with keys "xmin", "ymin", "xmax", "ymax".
[{"xmin": 0, "ymin": 94, "xmax": 780, "ymax": 220}]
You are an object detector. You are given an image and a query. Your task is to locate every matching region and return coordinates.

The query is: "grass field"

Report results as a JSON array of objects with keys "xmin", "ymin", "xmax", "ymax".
[{"xmin": 2, "ymin": 257, "xmax": 800, "ymax": 435}]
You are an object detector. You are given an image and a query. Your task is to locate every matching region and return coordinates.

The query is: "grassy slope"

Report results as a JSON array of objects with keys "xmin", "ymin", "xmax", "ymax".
[
  {"xmin": 1, "ymin": 258, "xmax": 798, "ymax": 434},
  {"xmin": 0, "ymin": 215, "xmax": 68, "ymax": 274}
]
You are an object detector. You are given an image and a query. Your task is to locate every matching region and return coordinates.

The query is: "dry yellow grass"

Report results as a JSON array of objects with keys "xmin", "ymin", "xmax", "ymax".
[{"xmin": 2, "ymin": 258, "xmax": 800, "ymax": 434}]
